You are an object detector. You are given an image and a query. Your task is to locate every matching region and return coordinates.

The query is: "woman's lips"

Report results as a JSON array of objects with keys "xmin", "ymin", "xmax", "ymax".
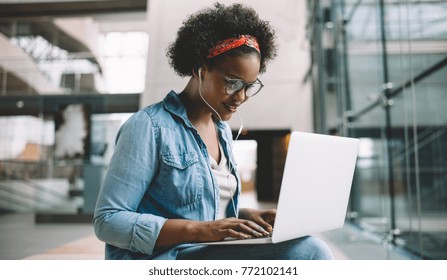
[{"xmin": 224, "ymin": 102, "xmax": 239, "ymax": 112}]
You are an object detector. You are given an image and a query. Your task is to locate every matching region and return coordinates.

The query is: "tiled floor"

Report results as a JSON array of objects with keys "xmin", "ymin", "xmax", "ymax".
[
  {"xmin": 0, "ymin": 213, "xmax": 98, "ymax": 260},
  {"xmin": 23, "ymin": 235, "xmax": 103, "ymax": 260},
  {"xmin": 0, "ymin": 191, "xmax": 414, "ymax": 260}
]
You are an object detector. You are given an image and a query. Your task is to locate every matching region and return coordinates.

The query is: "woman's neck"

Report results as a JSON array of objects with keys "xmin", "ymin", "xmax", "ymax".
[
  {"xmin": 180, "ymin": 79, "xmax": 221, "ymax": 162},
  {"xmin": 179, "ymin": 77, "xmax": 215, "ymax": 126}
]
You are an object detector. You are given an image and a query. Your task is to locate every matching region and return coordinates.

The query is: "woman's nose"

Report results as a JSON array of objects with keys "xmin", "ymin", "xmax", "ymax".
[{"xmin": 233, "ymin": 88, "xmax": 247, "ymax": 102}]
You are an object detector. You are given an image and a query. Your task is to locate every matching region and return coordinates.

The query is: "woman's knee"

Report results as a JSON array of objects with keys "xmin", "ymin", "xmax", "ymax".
[
  {"xmin": 286, "ymin": 236, "xmax": 333, "ymax": 260},
  {"xmin": 295, "ymin": 236, "xmax": 334, "ymax": 260}
]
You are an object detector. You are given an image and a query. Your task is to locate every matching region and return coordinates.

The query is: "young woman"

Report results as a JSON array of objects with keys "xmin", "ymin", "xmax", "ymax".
[{"xmin": 93, "ymin": 2, "xmax": 333, "ymax": 260}]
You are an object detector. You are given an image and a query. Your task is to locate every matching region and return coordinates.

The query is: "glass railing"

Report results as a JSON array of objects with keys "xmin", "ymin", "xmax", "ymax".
[
  {"xmin": 0, "ymin": 50, "xmax": 140, "ymax": 216},
  {"xmin": 0, "ymin": 112, "xmax": 133, "ymax": 216},
  {"xmin": 1, "ymin": 26, "xmax": 147, "ymax": 218}
]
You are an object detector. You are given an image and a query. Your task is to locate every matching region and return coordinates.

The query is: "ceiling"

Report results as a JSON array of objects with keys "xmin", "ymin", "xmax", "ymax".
[
  {"xmin": 0, "ymin": 0, "xmax": 147, "ymax": 18},
  {"xmin": 0, "ymin": 0, "xmax": 149, "ymax": 97}
]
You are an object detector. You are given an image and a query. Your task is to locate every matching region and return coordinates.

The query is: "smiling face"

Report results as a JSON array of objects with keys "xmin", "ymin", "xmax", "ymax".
[{"xmin": 200, "ymin": 53, "xmax": 261, "ymax": 121}]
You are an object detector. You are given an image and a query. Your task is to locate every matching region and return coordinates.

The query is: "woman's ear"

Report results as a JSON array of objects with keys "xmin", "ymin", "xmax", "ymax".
[
  {"xmin": 192, "ymin": 67, "xmax": 201, "ymax": 78},
  {"xmin": 192, "ymin": 67, "xmax": 203, "ymax": 80},
  {"xmin": 192, "ymin": 67, "xmax": 204, "ymax": 80}
]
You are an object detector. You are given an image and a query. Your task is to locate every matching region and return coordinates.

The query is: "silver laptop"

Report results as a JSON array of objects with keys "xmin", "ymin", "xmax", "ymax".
[{"xmin": 200, "ymin": 131, "xmax": 359, "ymax": 245}]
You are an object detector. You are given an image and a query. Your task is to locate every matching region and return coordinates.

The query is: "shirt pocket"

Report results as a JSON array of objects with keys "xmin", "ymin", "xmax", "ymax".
[{"xmin": 158, "ymin": 151, "xmax": 202, "ymax": 206}]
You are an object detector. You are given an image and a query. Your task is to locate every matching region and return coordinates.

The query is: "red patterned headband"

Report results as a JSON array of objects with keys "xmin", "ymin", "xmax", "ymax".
[{"xmin": 207, "ymin": 35, "xmax": 260, "ymax": 58}]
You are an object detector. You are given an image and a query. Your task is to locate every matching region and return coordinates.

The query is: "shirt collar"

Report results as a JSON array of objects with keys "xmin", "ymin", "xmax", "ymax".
[
  {"xmin": 163, "ymin": 90, "xmax": 226, "ymax": 131},
  {"xmin": 162, "ymin": 90, "xmax": 193, "ymax": 128}
]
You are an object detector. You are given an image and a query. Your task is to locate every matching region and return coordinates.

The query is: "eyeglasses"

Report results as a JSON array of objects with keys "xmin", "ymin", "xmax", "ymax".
[{"xmin": 217, "ymin": 71, "xmax": 264, "ymax": 97}]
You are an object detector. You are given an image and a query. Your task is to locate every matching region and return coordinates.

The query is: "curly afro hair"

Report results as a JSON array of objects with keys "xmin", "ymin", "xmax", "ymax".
[{"xmin": 167, "ymin": 2, "xmax": 277, "ymax": 77}]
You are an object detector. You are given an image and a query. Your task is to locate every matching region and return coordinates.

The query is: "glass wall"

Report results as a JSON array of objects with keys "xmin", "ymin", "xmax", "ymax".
[
  {"xmin": 308, "ymin": 0, "xmax": 447, "ymax": 259},
  {"xmin": 0, "ymin": 17, "xmax": 147, "ymax": 216}
]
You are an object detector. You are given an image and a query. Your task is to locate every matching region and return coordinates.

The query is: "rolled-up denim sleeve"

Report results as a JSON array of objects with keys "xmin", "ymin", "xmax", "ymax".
[{"xmin": 93, "ymin": 110, "xmax": 166, "ymax": 256}]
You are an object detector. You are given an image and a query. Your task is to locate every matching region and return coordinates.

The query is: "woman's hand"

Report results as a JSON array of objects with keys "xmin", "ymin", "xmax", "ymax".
[
  {"xmin": 193, "ymin": 217, "xmax": 271, "ymax": 242},
  {"xmin": 238, "ymin": 208, "xmax": 276, "ymax": 233},
  {"xmin": 194, "ymin": 208, "xmax": 276, "ymax": 242},
  {"xmin": 155, "ymin": 210, "xmax": 276, "ymax": 248}
]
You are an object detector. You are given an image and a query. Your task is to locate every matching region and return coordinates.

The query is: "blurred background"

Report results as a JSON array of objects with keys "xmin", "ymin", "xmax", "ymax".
[{"xmin": 0, "ymin": 0, "xmax": 446, "ymax": 260}]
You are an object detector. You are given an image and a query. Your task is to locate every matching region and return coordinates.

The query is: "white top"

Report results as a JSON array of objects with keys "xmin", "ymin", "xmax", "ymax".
[{"xmin": 209, "ymin": 144, "xmax": 238, "ymax": 219}]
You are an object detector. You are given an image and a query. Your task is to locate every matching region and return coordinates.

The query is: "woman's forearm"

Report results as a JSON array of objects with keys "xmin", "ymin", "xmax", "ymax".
[{"xmin": 154, "ymin": 219, "xmax": 200, "ymax": 249}]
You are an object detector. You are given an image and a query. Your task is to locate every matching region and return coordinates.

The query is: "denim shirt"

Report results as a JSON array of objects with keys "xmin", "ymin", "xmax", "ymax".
[{"xmin": 93, "ymin": 91, "xmax": 241, "ymax": 260}]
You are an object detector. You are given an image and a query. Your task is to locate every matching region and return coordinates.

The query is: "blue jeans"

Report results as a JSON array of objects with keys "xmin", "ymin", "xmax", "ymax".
[{"xmin": 176, "ymin": 236, "xmax": 334, "ymax": 260}]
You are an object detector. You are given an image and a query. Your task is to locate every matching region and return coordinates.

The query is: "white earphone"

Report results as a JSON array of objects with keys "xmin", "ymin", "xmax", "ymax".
[{"xmin": 198, "ymin": 67, "xmax": 222, "ymax": 121}]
